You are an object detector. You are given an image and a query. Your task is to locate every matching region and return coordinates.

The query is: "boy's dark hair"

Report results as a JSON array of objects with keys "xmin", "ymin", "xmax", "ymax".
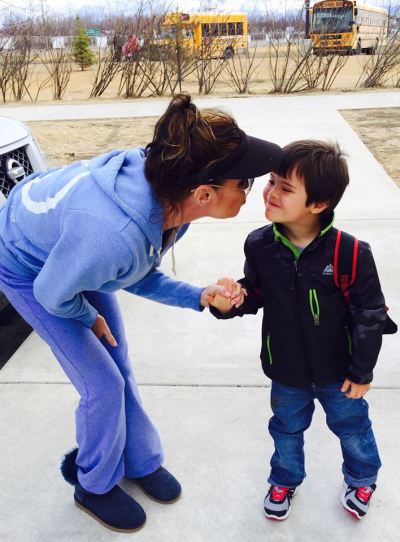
[{"xmin": 276, "ymin": 140, "xmax": 349, "ymax": 213}]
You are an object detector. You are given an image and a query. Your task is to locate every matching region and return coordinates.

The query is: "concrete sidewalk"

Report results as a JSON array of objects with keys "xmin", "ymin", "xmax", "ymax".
[{"xmin": 1, "ymin": 91, "xmax": 399, "ymax": 541}]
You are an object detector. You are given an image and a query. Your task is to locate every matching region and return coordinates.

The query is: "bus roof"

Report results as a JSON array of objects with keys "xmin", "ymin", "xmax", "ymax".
[
  {"xmin": 162, "ymin": 12, "xmax": 248, "ymax": 24},
  {"xmin": 312, "ymin": 1, "xmax": 388, "ymax": 15}
]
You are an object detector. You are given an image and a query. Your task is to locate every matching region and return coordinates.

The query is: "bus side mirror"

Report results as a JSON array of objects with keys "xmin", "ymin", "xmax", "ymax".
[{"xmin": 354, "ymin": 8, "xmax": 358, "ymax": 15}]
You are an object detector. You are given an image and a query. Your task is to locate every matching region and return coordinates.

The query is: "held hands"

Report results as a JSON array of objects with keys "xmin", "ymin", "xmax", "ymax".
[
  {"xmin": 341, "ymin": 378, "xmax": 371, "ymax": 399},
  {"xmin": 204, "ymin": 277, "xmax": 247, "ymax": 313},
  {"xmin": 91, "ymin": 314, "xmax": 118, "ymax": 347}
]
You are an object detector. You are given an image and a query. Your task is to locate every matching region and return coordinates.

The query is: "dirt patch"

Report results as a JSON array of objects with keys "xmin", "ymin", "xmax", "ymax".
[
  {"xmin": 27, "ymin": 108, "xmax": 400, "ymax": 189},
  {"xmin": 340, "ymin": 108, "xmax": 400, "ymax": 188},
  {"xmin": 26, "ymin": 117, "xmax": 157, "ymax": 165}
]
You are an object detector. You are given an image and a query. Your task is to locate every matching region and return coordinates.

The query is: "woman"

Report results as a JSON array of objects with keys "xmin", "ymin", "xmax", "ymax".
[{"xmin": 0, "ymin": 94, "xmax": 281, "ymax": 532}]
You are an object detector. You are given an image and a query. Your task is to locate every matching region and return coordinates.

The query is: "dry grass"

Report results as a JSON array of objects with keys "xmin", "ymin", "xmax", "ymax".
[
  {"xmin": 340, "ymin": 108, "xmax": 400, "ymax": 187},
  {"xmin": 10, "ymin": 45, "xmax": 400, "ymax": 104}
]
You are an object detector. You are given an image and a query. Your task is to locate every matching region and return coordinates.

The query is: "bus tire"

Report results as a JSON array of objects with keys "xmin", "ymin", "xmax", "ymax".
[{"xmin": 223, "ymin": 47, "xmax": 234, "ymax": 59}]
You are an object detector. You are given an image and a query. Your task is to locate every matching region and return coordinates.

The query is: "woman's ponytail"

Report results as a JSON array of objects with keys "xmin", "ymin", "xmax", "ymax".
[{"xmin": 145, "ymin": 93, "xmax": 241, "ymax": 212}]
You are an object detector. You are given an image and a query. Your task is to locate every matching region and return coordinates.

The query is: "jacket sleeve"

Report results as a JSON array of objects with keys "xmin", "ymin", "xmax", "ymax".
[
  {"xmin": 124, "ymin": 268, "xmax": 203, "ymax": 311},
  {"xmin": 33, "ymin": 212, "xmax": 133, "ymax": 327},
  {"xmin": 346, "ymin": 241, "xmax": 387, "ymax": 384},
  {"xmin": 210, "ymin": 236, "xmax": 263, "ymax": 320}
]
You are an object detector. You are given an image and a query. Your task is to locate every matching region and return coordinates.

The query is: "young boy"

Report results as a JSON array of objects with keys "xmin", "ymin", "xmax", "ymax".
[{"xmin": 210, "ymin": 140, "xmax": 387, "ymax": 521}]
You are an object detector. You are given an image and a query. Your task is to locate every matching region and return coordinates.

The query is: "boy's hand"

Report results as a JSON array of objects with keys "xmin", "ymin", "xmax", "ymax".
[
  {"xmin": 208, "ymin": 277, "xmax": 247, "ymax": 313},
  {"xmin": 217, "ymin": 277, "xmax": 247, "ymax": 308},
  {"xmin": 341, "ymin": 379, "xmax": 371, "ymax": 399}
]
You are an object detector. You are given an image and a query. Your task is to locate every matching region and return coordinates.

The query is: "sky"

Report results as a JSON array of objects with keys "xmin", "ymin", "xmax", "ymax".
[{"xmin": 0, "ymin": 0, "xmax": 395, "ymax": 18}]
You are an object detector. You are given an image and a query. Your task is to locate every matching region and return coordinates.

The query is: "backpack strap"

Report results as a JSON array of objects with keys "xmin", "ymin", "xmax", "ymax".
[
  {"xmin": 334, "ymin": 230, "xmax": 397, "ymax": 335},
  {"xmin": 333, "ymin": 230, "xmax": 359, "ymax": 302}
]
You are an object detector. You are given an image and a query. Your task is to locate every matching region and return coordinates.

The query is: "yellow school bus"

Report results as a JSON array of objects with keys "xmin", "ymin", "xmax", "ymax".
[
  {"xmin": 310, "ymin": 1, "xmax": 388, "ymax": 55},
  {"xmin": 158, "ymin": 12, "xmax": 248, "ymax": 58}
]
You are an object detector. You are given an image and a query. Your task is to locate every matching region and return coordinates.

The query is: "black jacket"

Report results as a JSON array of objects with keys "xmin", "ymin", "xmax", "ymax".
[{"xmin": 211, "ymin": 219, "xmax": 386, "ymax": 387}]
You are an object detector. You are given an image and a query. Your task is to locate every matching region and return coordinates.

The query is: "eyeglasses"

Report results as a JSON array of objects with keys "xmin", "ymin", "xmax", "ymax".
[{"xmin": 206, "ymin": 178, "xmax": 254, "ymax": 197}]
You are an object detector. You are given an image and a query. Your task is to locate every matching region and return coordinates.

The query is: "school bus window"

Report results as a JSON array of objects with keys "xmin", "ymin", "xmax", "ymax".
[
  {"xmin": 227, "ymin": 22, "xmax": 235, "ymax": 35},
  {"xmin": 202, "ymin": 23, "xmax": 210, "ymax": 36},
  {"xmin": 237, "ymin": 22, "xmax": 244, "ymax": 34},
  {"xmin": 210, "ymin": 23, "xmax": 219, "ymax": 36},
  {"xmin": 220, "ymin": 23, "xmax": 227, "ymax": 35}
]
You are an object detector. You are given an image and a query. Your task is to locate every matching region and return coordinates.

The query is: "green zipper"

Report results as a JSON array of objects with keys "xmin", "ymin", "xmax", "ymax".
[
  {"xmin": 266, "ymin": 333, "xmax": 273, "ymax": 364},
  {"xmin": 346, "ymin": 329, "xmax": 352, "ymax": 355},
  {"xmin": 309, "ymin": 288, "xmax": 320, "ymax": 325}
]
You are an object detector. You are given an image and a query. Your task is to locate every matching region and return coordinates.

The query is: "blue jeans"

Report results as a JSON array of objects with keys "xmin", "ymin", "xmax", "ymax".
[{"xmin": 268, "ymin": 381, "xmax": 381, "ymax": 488}]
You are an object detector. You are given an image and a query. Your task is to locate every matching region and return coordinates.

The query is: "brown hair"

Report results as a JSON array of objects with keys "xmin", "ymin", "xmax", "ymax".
[
  {"xmin": 145, "ymin": 93, "xmax": 242, "ymax": 211},
  {"xmin": 276, "ymin": 140, "xmax": 349, "ymax": 214}
]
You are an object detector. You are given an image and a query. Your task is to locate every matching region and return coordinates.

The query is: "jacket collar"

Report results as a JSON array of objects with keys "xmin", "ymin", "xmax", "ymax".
[{"xmin": 273, "ymin": 211, "xmax": 335, "ymax": 260}]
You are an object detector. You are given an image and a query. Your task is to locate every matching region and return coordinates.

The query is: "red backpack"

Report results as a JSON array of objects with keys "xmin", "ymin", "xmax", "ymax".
[{"xmin": 334, "ymin": 230, "xmax": 397, "ymax": 335}]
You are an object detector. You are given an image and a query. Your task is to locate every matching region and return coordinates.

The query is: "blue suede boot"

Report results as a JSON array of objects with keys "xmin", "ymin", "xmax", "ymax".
[
  {"xmin": 74, "ymin": 482, "xmax": 146, "ymax": 533},
  {"xmin": 61, "ymin": 448, "xmax": 146, "ymax": 533},
  {"xmin": 131, "ymin": 466, "xmax": 182, "ymax": 503}
]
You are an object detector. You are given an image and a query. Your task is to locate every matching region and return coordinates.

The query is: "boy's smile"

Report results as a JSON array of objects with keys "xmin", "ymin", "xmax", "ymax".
[{"xmin": 263, "ymin": 171, "xmax": 311, "ymax": 225}]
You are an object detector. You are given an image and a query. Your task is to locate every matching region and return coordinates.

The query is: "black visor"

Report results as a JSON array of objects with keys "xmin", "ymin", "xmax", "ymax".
[{"xmin": 180, "ymin": 130, "xmax": 282, "ymax": 187}]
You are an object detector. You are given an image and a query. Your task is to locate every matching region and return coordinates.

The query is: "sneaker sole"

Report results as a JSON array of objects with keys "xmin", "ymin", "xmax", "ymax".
[
  {"xmin": 340, "ymin": 494, "xmax": 364, "ymax": 520},
  {"xmin": 263, "ymin": 487, "xmax": 297, "ymax": 521},
  {"xmin": 74, "ymin": 498, "xmax": 146, "ymax": 533}
]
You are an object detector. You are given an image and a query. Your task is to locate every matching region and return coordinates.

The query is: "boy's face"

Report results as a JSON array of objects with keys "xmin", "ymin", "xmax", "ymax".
[{"xmin": 263, "ymin": 170, "xmax": 324, "ymax": 225}]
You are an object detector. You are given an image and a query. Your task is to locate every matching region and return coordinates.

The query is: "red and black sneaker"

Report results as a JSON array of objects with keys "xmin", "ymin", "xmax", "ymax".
[
  {"xmin": 263, "ymin": 485, "xmax": 297, "ymax": 521},
  {"xmin": 341, "ymin": 483, "xmax": 376, "ymax": 520}
]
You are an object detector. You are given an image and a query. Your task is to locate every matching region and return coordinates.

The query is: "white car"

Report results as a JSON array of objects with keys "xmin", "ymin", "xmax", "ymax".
[
  {"xmin": 0, "ymin": 116, "xmax": 47, "ymax": 209},
  {"xmin": 0, "ymin": 117, "xmax": 47, "ymax": 312}
]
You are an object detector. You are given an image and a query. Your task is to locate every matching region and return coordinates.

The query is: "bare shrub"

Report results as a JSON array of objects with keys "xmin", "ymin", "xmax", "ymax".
[
  {"xmin": 10, "ymin": 48, "xmax": 37, "ymax": 101},
  {"xmin": 193, "ymin": 42, "xmax": 227, "ymax": 94},
  {"xmin": 118, "ymin": 52, "xmax": 152, "ymax": 98},
  {"xmin": 42, "ymin": 48, "xmax": 72, "ymax": 100},
  {"xmin": 357, "ymin": 28, "xmax": 400, "ymax": 88},
  {"xmin": 90, "ymin": 48, "xmax": 122, "ymax": 98},
  {"xmin": 267, "ymin": 31, "xmax": 316, "ymax": 93},
  {"xmin": 224, "ymin": 45, "xmax": 264, "ymax": 94},
  {"xmin": 0, "ymin": 50, "xmax": 16, "ymax": 102}
]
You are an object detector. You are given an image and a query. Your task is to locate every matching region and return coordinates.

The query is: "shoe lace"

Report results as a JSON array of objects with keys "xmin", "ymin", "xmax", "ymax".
[
  {"xmin": 355, "ymin": 487, "xmax": 374, "ymax": 503},
  {"xmin": 271, "ymin": 486, "xmax": 290, "ymax": 502}
]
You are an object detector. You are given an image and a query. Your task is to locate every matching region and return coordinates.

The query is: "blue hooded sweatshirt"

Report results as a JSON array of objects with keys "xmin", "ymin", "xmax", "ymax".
[{"xmin": 0, "ymin": 149, "xmax": 203, "ymax": 327}]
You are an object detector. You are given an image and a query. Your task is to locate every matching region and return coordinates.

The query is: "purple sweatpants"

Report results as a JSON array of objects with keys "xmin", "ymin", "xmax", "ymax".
[{"xmin": 0, "ymin": 265, "xmax": 163, "ymax": 494}]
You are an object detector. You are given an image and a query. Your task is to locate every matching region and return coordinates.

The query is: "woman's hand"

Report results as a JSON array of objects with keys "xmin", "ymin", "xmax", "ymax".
[
  {"xmin": 341, "ymin": 379, "xmax": 370, "ymax": 399},
  {"xmin": 91, "ymin": 315, "xmax": 118, "ymax": 347},
  {"xmin": 200, "ymin": 284, "xmax": 232, "ymax": 308}
]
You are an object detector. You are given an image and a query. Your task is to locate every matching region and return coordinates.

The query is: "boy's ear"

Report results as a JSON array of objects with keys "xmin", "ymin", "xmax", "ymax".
[{"xmin": 309, "ymin": 201, "xmax": 329, "ymax": 215}]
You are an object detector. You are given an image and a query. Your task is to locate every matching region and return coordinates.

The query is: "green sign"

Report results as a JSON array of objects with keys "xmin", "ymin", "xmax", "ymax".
[{"xmin": 85, "ymin": 28, "xmax": 101, "ymax": 37}]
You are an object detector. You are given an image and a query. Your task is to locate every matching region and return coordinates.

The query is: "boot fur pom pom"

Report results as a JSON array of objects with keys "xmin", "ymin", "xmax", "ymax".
[{"xmin": 60, "ymin": 447, "xmax": 79, "ymax": 485}]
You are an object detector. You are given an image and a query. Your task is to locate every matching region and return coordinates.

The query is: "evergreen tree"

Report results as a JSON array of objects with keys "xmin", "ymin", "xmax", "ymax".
[{"xmin": 72, "ymin": 16, "xmax": 95, "ymax": 71}]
